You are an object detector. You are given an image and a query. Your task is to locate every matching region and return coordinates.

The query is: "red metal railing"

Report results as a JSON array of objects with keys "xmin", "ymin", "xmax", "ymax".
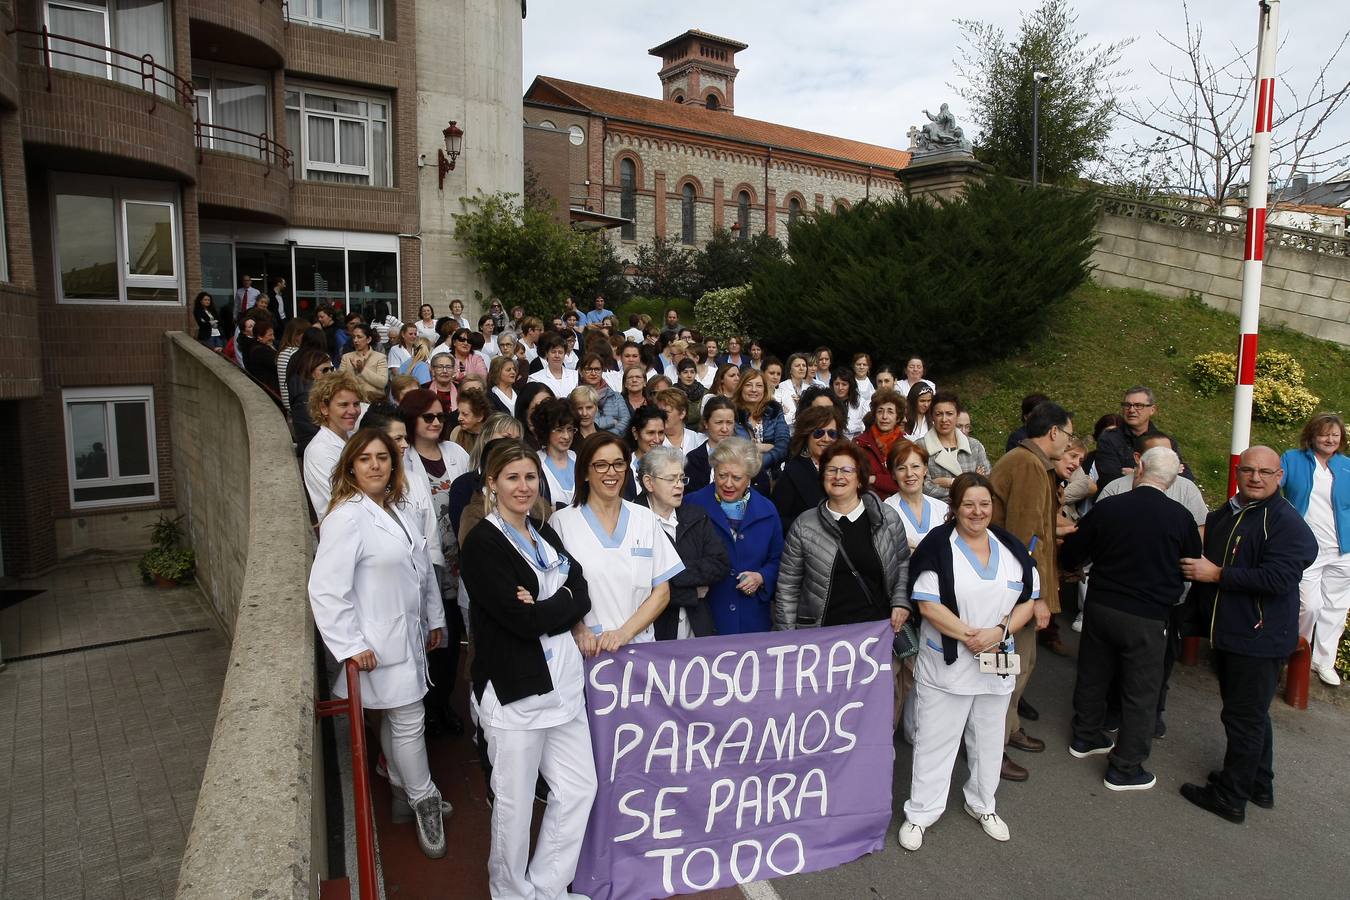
[
  {"xmin": 315, "ymin": 659, "xmax": 380, "ymax": 900},
  {"xmin": 8, "ymin": 25, "xmax": 193, "ymax": 111},
  {"xmin": 195, "ymin": 119, "xmax": 293, "ymax": 178}
]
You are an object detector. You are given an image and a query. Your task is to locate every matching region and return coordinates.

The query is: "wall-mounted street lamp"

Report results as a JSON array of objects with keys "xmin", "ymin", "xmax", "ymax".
[{"xmin": 438, "ymin": 121, "xmax": 464, "ymax": 190}]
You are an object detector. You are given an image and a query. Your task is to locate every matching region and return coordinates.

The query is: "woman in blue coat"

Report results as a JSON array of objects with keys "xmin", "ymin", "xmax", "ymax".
[
  {"xmin": 732, "ymin": 368, "xmax": 790, "ymax": 488},
  {"xmin": 686, "ymin": 437, "xmax": 784, "ymax": 634},
  {"xmin": 1280, "ymin": 412, "xmax": 1350, "ymax": 685}
]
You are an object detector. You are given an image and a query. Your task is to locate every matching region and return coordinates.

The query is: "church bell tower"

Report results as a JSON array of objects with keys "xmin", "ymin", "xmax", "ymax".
[{"xmin": 648, "ymin": 30, "xmax": 747, "ymax": 113}]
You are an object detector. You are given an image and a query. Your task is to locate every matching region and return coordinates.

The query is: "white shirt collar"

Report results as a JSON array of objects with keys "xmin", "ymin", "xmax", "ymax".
[{"xmin": 824, "ymin": 498, "xmax": 866, "ymax": 522}]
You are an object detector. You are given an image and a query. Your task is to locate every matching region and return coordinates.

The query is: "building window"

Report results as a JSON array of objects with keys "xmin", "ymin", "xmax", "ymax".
[
  {"xmin": 788, "ymin": 197, "xmax": 802, "ymax": 228},
  {"xmin": 44, "ymin": 0, "xmax": 173, "ymax": 99},
  {"xmin": 287, "ymin": 0, "xmax": 382, "ymax": 38},
  {"xmin": 706, "ymin": 94, "xmax": 719, "ymax": 110},
  {"xmin": 286, "ymin": 85, "xmax": 391, "ymax": 186},
  {"xmin": 835, "ymin": 200, "xmax": 848, "ymax": 214},
  {"xmin": 63, "ymin": 386, "xmax": 159, "ymax": 508},
  {"xmin": 619, "ymin": 158, "xmax": 636, "ymax": 240},
  {"xmin": 737, "ymin": 190, "xmax": 750, "ymax": 240},
  {"xmin": 193, "ymin": 64, "xmax": 272, "ymax": 160},
  {"xmin": 681, "ymin": 184, "xmax": 696, "ymax": 245},
  {"xmin": 52, "ymin": 174, "xmax": 182, "ymax": 304}
]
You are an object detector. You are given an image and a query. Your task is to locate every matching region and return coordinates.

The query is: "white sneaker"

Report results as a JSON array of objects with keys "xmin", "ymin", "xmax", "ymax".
[
  {"xmin": 897, "ymin": 820, "xmax": 925, "ymax": 851},
  {"xmin": 1071, "ymin": 612, "xmax": 1083, "ymax": 633},
  {"xmin": 964, "ymin": 804, "xmax": 1010, "ymax": 841},
  {"xmin": 1313, "ymin": 664, "xmax": 1342, "ymax": 687}
]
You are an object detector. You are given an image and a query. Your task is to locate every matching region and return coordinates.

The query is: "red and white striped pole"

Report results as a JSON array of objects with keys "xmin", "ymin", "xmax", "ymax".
[{"xmin": 1228, "ymin": 0, "xmax": 1280, "ymax": 495}]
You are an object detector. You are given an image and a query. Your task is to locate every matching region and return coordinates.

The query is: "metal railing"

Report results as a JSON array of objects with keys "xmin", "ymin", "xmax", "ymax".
[
  {"xmin": 8, "ymin": 25, "xmax": 192, "ymax": 111},
  {"xmin": 315, "ymin": 659, "xmax": 380, "ymax": 900},
  {"xmin": 1100, "ymin": 195, "xmax": 1349, "ymax": 258},
  {"xmin": 195, "ymin": 119, "xmax": 293, "ymax": 178}
]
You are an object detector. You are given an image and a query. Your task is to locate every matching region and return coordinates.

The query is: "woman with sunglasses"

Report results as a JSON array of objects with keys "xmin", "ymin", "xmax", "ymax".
[
  {"xmin": 686, "ymin": 437, "xmax": 783, "ymax": 635},
  {"xmin": 552, "ymin": 433, "xmax": 684, "ymax": 651},
  {"xmin": 531, "ymin": 399, "xmax": 578, "ymax": 509},
  {"xmin": 460, "ymin": 440, "xmax": 596, "ymax": 900},
  {"xmin": 772, "ymin": 404, "xmax": 847, "ymax": 532},
  {"xmin": 637, "ymin": 446, "xmax": 730, "ymax": 639},
  {"xmin": 446, "ymin": 328, "xmax": 487, "ymax": 388}
]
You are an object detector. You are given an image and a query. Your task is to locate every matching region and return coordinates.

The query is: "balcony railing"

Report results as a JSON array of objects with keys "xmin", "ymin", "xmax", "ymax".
[
  {"xmin": 195, "ymin": 120, "xmax": 293, "ymax": 178},
  {"xmin": 8, "ymin": 25, "xmax": 193, "ymax": 110}
]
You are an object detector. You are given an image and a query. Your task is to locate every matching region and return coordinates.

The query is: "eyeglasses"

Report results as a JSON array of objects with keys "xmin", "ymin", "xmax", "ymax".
[
  {"xmin": 812, "ymin": 428, "xmax": 839, "ymax": 440},
  {"xmin": 1236, "ymin": 466, "xmax": 1279, "ymax": 478},
  {"xmin": 453, "ymin": 336, "xmax": 470, "ymax": 343},
  {"xmin": 590, "ymin": 459, "xmax": 627, "ymax": 474},
  {"xmin": 582, "ymin": 366, "xmax": 602, "ymax": 374},
  {"xmin": 651, "ymin": 474, "xmax": 691, "ymax": 485},
  {"xmin": 824, "ymin": 465, "xmax": 859, "ymax": 477},
  {"xmin": 1059, "ymin": 426, "xmax": 1076, "ymax": 439},
  {"xmin": 432, "ymin": 364, "xmax": 454, "ymax": 371},
  {"xmin": 419, "ymin": 413, "xmax": 447, "ymax": 424},
  {"xmin": 1120, "ymin": 402, "xmax": 1153, "ymax": 411}
]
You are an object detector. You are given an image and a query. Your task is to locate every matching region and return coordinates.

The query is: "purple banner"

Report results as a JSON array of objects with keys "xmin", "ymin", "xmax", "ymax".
[{"xmin": 573, "ymin": 621, "xmax": 895, "ymax": 899}]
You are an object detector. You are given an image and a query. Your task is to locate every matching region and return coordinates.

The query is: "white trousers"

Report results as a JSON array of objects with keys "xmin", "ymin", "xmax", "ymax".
[
  {"xmin": 380, "ymin": 701, "xmax": 436, "ymax": 804},
  {"xmin": 904, "ymin": 685, "xmax": 1009, "ymax": 828},
  {"xmin": 481, "ymin": 708, "xmax": 598, "ymax": 900},
  {"xmin": 1299, "ymin": 549, "xmax": 1350, "ymax": 669}
]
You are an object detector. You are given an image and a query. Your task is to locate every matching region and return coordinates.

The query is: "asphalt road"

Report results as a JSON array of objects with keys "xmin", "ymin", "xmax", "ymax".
[{"xmin": 764, "ymin": 627, "xmax": 1347, "ymax": 900}]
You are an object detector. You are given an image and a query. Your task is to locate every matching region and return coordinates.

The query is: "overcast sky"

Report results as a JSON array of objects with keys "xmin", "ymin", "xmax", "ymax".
[{"xmin": 522, "ymin": 0, "xmax": 1348, "ymax": 179}]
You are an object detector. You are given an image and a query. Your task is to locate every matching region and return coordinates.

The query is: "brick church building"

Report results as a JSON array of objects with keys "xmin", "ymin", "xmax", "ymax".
[{"xmin": 523, "ymin": 29, "xmax": 911, "ymax": 257}]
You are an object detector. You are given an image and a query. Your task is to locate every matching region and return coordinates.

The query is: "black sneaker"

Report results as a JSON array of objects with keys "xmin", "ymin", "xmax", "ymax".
[
  {"xmin": 1069, "ymin": 735, "xmax": 1115, "ymax": 758},
  {"xmin": 1104, "ymin": 766, "xmax": 1156, "ymax": 792}
]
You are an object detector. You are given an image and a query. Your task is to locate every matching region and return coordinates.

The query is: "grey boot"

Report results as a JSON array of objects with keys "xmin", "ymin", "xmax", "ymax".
[{"xmin": 412, "ymin": 789, "xmax": 448, "ymax": 859}]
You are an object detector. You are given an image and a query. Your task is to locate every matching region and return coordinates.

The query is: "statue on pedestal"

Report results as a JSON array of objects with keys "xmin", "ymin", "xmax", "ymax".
[{"xmin": 908, "ymin": 103, "xmax": 973, "ymax": 156}]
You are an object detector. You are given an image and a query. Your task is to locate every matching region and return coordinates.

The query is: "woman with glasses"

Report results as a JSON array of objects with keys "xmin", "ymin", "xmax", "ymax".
[
  {"xmin": 578, "ymin": 352, "xmax": 629, "ymax": 435},
  {"xmin": 531, "ymin": 399, "xmax": 578, "ymax": 509},
  {"xmin": 637, "ymin": 446, "xmax": 730, "ymax": 640},
  {"xmin": 855, "ymin": 389, "xmax": 906, "ymax": 500},
  {"xmin": 460, "ymin": 440, "xmax": 596, "ymax": 900},
  {"xmin": 552, "ymin": 433, "xmax": 684, "ymax": 650},
  {"xmin": 899, "ymin": 472, "xmax": 1038, "ymax": 852},
  {"xmin": 488, "ymin": 355, "xmax": 519, "ymax": 416},
  {"xmin": 686, "ymin": 438, "xmax": 783, "ymax": 635},
  {"xmin": 686, "ymin": 397, "xmax": 737, "ymax": 492},
  {"xmin": 922, "ymin": 392, "xmax": 991, "ymax": 500},
  {"xmin": 774, "ymin": 439, "xmax": 912, "ymax": 721},
  {"xmin": 773, "ymin": 404, "xmax": 847, "ymax": 531}
]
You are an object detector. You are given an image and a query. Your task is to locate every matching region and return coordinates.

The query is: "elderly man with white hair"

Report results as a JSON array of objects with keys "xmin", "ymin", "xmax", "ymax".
[{"xmin": 1058, "ymin": 446, "xmax": 1203, "ymax": 792}]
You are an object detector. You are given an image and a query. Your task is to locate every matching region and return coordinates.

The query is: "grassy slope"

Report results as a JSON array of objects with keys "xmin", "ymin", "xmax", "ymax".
[{"xmin": 943, "ymin": 281, "xmax": 1350, "ymax": 502}]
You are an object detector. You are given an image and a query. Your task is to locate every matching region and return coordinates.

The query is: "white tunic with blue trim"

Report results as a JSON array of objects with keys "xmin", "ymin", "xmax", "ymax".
[
  {"xmin": 885, "ymin": 492, "xmax": 950, "ymax": 550},
  {"xmin": 911, "ymin": 531, "xmax": 1040, "ymax": 696},
  {"xmin": 551, "ymin": 500, "xmax": 685, "ymax": 644}
]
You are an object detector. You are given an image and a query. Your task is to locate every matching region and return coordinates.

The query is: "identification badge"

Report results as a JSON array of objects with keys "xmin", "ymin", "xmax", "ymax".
[{"xmin": 978, "ymin": 648, "xmax": 1022, "ymax": 677}]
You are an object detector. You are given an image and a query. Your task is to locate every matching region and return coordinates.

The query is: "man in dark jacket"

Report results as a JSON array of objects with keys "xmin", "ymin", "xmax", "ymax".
[
  {"xmin": 1179, "ymin": 446, "xmax": 1317, "ymax": 822},
  {"xmin": 1060, "ymin": 447, "xmax": 1202, "ymax": 792}
]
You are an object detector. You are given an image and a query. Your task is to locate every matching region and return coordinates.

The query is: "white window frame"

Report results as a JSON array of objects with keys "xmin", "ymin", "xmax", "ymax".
[
  {"xmin": 286, "ymin": 84, "xmax": 391, "ymax": 186},
  {"xmin": 192, "ymin": 62, "xmax": 273, "ymax": 158},
  {"xmin": 288, "ymin": 0, "xmax": 383, "ymax": 39},
  {"xmin": 51, "ymin": 173, "xmax": 184, "ymax": 306},
  {"xmin": 43, "ymin": 0, "xmax": 113, "ymax": 80},
  {"xmin": 62, "ymin": 385, "xmax": 159, "ymax": 510}
]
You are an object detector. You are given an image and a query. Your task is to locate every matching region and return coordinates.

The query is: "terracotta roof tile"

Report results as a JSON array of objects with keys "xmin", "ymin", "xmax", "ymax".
[
  {"xmin": 648, "ymin": 30, "xmax": 748, "ymax": 54},
  {"xmin": 526, "ymin": 76, "xmax": 911, "ymax": 172}
]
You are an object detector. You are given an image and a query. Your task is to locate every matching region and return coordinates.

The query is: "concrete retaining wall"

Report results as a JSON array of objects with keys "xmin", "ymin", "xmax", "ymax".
[
  {"xmin": 1092, "ymin": 213, "xmax": 1350, "ymax": 345},
  {"xmin": 167, "ymin": 334, "xmax": 318, "ymax": 900}
]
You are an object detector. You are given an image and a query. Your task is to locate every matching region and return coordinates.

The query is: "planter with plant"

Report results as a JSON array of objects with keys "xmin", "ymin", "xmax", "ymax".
[{"xmin": 138, "ymin": 514, "xmax": 196, "ymax": 587}]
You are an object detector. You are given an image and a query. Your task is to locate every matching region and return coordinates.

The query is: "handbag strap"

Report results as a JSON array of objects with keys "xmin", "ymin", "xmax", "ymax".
[{"xmin": 834, "ymin": 523, "xmax": 885, "ymax": 612}]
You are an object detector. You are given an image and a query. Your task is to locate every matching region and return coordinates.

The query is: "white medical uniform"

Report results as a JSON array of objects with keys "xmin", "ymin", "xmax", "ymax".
[
  {"xmin": 663, "ymin": 429, "xmax": 707, "ymax": 460},
  {"xmin": 472, "ymin": 516, "xmax": 598, "ymax": 900},
  {"xmin": 303, "ymin": 426, "xmax": 347, "ymax": 522},
  {"xmin": 844, "ymin": 401, "xmax": 866, "ymax": 440},
  {"xmin": 529, "ymin": 366, "xmax": 579, "ymax": 398},
  {"xmin": 904, "ymin": 531, "xmax": 1039, "ymax": 828},
  {"xmin": 539, "ymin": 450, "xmax": 577, "ymax": 508},
  {"xmin": 551, "ymin": 501, "xmax": 684, "ymax": 643},
  {"xmin": 885, "ymin": 493, "xmax": 950, "ymax": 551},
  {"xmin": 1299, "ymin": 464, "xmax": 1350, "ymax": 670}
]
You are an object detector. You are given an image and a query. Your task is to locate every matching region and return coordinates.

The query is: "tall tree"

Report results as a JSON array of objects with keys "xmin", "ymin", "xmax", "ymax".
[
  {"xmin": 1114, "ymin": 1, "xmax": 1350, "ymax": 210},
  {"xmin": 954, "ymin": 0, "xmax": 1132, "ymax": 183}
]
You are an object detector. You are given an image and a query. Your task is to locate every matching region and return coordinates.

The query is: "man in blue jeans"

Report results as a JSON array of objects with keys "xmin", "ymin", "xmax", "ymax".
[{"xmin": 1179, "ymin": 446, "xmax": 1317, "ymax": 823}]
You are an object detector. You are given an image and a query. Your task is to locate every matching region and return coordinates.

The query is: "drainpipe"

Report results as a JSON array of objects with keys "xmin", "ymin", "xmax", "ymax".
[
  {"xmin": 764, "ymin": 146, "xmax": 771, "ymax": 231},
  {"xmin": 866, "ymin": 166, "xmax": 872, "ymax": 201}
]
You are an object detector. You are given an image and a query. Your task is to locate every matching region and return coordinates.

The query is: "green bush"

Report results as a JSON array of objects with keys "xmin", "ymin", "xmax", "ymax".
[
  {"xmin": 695, "ymin": 286, "xmax": 752, "ymax": 341},
  {"xmin": 1189, "ymin": 351, "xmax": 1236, "ymax": 397},
  {"xmin": 744, "ymin": 176, "xmax": 1099, "ymax": 370},
  {"xmin": 1251, "ymin": 379, "xmax": 1320, "ymax": 424},
  {"xmin": 1188, "ymin": 348, "xmax": 1319, "ymax": 421},
  {"xmin": 1254, "ymin": 349, "xmax": 1306, "ymax": 387}
]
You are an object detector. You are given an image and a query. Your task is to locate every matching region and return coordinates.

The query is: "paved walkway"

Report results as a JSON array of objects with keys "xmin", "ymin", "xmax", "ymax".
[{"xmin": 0, "ymin": 559, "xmax": 228, "ymax": 900}]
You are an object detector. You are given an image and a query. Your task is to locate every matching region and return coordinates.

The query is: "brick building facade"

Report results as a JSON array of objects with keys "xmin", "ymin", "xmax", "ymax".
[
  {"xmin": 0, "ymin": 1, "xmax": 522, "ymax": 575},
  {"xmin": 523, "ymin": 29, "xmax": 911, "ymax": 260}
]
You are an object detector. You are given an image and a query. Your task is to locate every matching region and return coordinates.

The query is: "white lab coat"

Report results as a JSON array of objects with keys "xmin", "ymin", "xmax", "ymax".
[
  {"xmin": 303, "ymin": 426, "xmax": 347, "ymax": 521},
  {"xmin": 308, "ymin": 494, "xmax": 446, "ymax": 709},
  {"xmin": 401, "ymin": 447, "xmax": 446, "ymax": 569}
]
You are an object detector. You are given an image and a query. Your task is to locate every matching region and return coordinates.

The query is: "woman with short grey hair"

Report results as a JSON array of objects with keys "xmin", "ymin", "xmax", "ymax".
[
  {"xmin": 686, "ymin": 437, "xmax": 783, "ymax": 634},
  {"xmin": 637, "ymin": 446, "xmax": 730, "ymax": 639}
]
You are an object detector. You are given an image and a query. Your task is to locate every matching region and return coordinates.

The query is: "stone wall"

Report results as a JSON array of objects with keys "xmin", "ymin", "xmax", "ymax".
[
  {"xmin": 1093, "ymin": 211, "xmax": 1350, "ymax": 346},
  {"xmin": 167, "ymin": 334, "xmax": 318, "ymax": 900}
]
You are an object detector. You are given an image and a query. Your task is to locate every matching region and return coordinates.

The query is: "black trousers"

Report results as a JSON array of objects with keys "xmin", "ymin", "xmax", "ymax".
[
  {"xmin": 424, "ymin": 606, "xmax": 463, "ymax": 716},
  {"xmin": 1071, "ymin": 602, "xmax": 1167, "ymax": 776},
  {"xmin": 1212, "ymin": 650, "xmax": 1281, "ymax": 809}
]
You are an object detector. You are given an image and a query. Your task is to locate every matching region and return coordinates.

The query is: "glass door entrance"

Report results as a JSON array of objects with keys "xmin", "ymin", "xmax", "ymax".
[{"xmin": 234, "ymin": 244, "xmax": 296, "ymax": 318}]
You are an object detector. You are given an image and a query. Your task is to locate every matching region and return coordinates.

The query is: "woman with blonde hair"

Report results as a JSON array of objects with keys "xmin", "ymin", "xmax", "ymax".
[
  {"xmin": 309, "ymin": 428, "xmax": 448, "ymax": 858},
  {"xmin": 488, "ymin": 354, "xmax": 519, "ymax": 416},
  {"xmin": 731, "ymin": 367, "xmax": 789, "ymax": 474},
  {"xmin": 304, "ymin": 371, "xmax": 363, "ymax": 521},
  {"xmin": 400, "ymin": 337, "xmax": 434, "ymax": 388},
  {"xmin": 569, "ymin": 385, "xmax": 600, "ymax": 441}
]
